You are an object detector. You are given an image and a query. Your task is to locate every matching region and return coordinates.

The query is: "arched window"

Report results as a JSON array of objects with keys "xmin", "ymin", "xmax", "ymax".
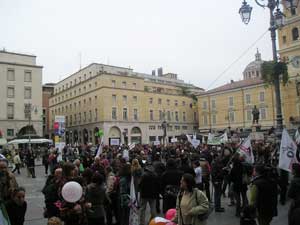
[{"xmin": 292, "ymin": 27, "xmax": 299, "ymax": 41}]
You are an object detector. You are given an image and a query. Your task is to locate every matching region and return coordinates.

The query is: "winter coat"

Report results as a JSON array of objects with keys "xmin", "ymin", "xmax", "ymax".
[
  {"xmin": 85, "ymin": 183, "xmax": 108, "ymax": 219},
  {"xmin": 173, "ymin": 189, "xmax": 209, "ymax": 225},
  {"xmin": 139, "ymin": 170, "xmax": 159, "ymax": 199},
  {"xmin": 288, "ymin": 176, "xmax": 300, "ymax": 225}
]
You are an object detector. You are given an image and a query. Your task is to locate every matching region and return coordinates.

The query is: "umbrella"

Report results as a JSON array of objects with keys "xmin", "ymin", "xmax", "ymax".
[{"xmin": 7, "ymin": 138, "xmax": 53, "ymax": 145}]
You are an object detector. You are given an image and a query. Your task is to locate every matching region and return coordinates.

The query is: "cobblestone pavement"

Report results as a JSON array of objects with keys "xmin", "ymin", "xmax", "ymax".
[{"xmin": 13, "ymin": 165, "xmax": 289, "ymax": 225}]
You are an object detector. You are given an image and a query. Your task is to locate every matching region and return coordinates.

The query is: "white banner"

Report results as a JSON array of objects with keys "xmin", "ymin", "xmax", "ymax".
[
  {"xmin": 110, "ymin": 138, "xmax": 120, "ymax": 146},
  {"xmin": 279, "ymin": 129, "xmax": 300, "ymax": 172},
  {"xmin": 295, "ymin": 129, "xmax": 300, "ymax": 145},
  {"xmin": 129, "ymin": 176, "xmax": 139, "ymax": 225},
  {"xmin": 239, "ymin": 136, "xmax": 254, "ymax": 164}
]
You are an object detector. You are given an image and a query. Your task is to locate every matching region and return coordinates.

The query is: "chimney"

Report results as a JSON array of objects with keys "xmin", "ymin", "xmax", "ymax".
[
  {"xmin": 230, "ymin": 80, "xmax": 234, "ymax": 84},
  {"xmin": 158, "ymin": 67, "xmax": 163, "ymax": 76},
  {"xmin": 152, "ymin": 70, "xmax": 156, "ymax": 76}
]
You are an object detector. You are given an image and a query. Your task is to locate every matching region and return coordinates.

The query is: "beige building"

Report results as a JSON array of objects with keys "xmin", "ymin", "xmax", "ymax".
[
  {"xmin": 0, "ymin": 50, "xmax": 43, "ymax": 139},
  {"xmin": 49, "ymin": 64, "xmax": 203, "ymax": 145}
]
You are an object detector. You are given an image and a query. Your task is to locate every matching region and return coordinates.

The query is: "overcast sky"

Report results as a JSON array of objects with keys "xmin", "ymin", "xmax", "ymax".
[{"xmin": 0, "ymin": 0, "xmax": 275, "ymax": 90}]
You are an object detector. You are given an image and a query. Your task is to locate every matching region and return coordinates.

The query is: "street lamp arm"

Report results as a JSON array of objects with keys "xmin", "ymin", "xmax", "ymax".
[{"xmin": 255, "ymin": 0, "xmax": 267, "ymax": 8}]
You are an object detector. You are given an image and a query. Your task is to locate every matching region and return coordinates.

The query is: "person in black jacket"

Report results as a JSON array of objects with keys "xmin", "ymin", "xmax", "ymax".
[
  {"xmin": 5, "ymin": 187, "xmax": 27, "ymax": 225},
  {"xmin": 288, "ymin": 163, "xmax": 300, "ymax": 225},
  {"xmin": 211, "ymin": 156, "xmax": 225, "ymax": 212},
  {"xmin": 139, "ymin": 166, "xmax": 159, "ymax": 225},
  {"xmin": 249, "ymin": 164, "xmax": 278, "ymax": 225},
  {"xmin": 161, "ymin": 158, "xmax": 183, "ymax": 213}
]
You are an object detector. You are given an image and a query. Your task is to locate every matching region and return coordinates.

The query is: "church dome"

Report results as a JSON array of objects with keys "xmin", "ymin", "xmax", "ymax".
[{"xmin": 243, "ymin": 49, "xmax": 264, "ymax": 80}]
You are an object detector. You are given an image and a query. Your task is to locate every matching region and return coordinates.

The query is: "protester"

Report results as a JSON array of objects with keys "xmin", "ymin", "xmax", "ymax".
[
  {"xmin": 0, "ymin": 159, "xmax": 18, "ymax": 202},
  {"xmin": 42, "ymin": 149, "xmax": 50, "ymax": 176},
  {"xmin": 172, "ymin": 173, "xmax": 209, "ymax": 225},
  {"xmin": 12, "ymin": 152, "xmax": 22, "ymax": 175},
  {"xmin": 250, "ymin": 164, "xmax": 278, "ymax": 225},
  {"xmin": 193, "ymin": 161, "xmax": 203, "ymax": 191},
  {"xmin": 119, "ymin": 163, "xmax": 131, "ymax": 225},
  {"xmin": 47, "ymin": 217, "xmax": 62, "ymax": 225},
  {"xmin": 139, "ymin": 165, "xmax": 159, "ymax": 225},
  {"xmin": 25, "ymin": 149, "xmax": 36, "ymax": 178},
  {"xmin": 85, "ymin": 172, "xmax": 108, "ymax": 225},
  {"xmin": 288, "ymin": 163, "xmax": 300, "ymax": 225},
  {"xmin": 161, "ymin": 158, "xmax": 183, "ymax": 213},
  {"xmin": 211, "ymin": 156, "xmax": 225, "ymax": 212},
  {"xmin": 5, "ymin": 187, "xmax": 27, "ymax": 225}
]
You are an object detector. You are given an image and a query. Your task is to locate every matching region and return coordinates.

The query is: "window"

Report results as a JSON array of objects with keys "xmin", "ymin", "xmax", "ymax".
[
  {"xmin": 74, "ymin": 114, "xmax": 77, "ymax": 125},
  {"xmin": 7, "ymin": 69, "xmax": 15, "ymax": 81},
  {"xmin": 203, "ymin": 115, "xmax": 208, "ymax": 126},
  {"xmin": 123, "ymin": 95, "xmax": 127, "ymax": 104},
  {"xmin": 291, "ymin": 8, "xmax": 296, "ymax": 16},
  {"xmin": 84, "ymin": 74, "xmax": 86, "ymax": 80},
  {"xmin": 211, "ymin": 99, "xmax": 216, "ymax": 109},
  {"xmin": 79, "ymin": 113, "xmax": 82, "ymax": 123},
  {"xmin": 245, "ymin": 94, "xmax": 251, "ymax": 104},
  {"xmin": 182, "ymin": 101, "xmax": 186, "ymax": 106},
  {"xmin": 182, "ymin": 126, "xmax": 188, "ymax": 130},
  {"xmin": 175, "ymin": 125, "xmax": 180, "ymax": 131},
  {"xmin": 175, "ymin": 100, "xmax": 178, "ymax": 106},
  {"xmin": 83, "ymin": 86, "xmax": 86, "ymax": 92},
  {"xmin": 212, "ymin": 114, "xmax": 217, "ymax": 125},
  {"xmin": 89, "ymin": 97, "xmax": 92, "ymax": 104},
  {"xmin": 7, "ymin": 103, "xmax": 14, "ymax": 119},
  {"xmin": 122, "ymin": 81, "xmax": 126, "ymax": 88},
  {"xmin": 149, "ymin": 98, "xmax": 153, "ymax": 104},
  {"xmin": 7, "ymin": 86, "xmax": 14, "ymax": 98},
  {"xmin": 95, "ymin": 108, "xmax": 98, "ymax": 121},
  {"xmin": 150, "ymin": 110, "xmax": 154, "ymax": 121},
  {"xmin": 292, "ymin": 27, "xmax": 299, "ymax": 41},
  {"xmin": 175, "ymin": 111, "xmax": 179, "ymax": 121},
  {"xmin": 112, "ymin": 80, "xmax": 116, "ymax": 88},
  {"xmin": 24, "ymin": 87, "xmax": 32, "ymax": 99},
  {"xmin": 229, "ymin": 111, "xmax": 235, "ymax": 122},
  {"xmin": 183, "ymin": 112, "xmax": 186, "ymax": 122},
  {"xmin": 167, "ymin": 111, "xmax": 171, "ymax": 121},
  {"xmin": 123, "ymin": 108, "xmax": 128, "ymax": 120},
  {"xmin": 95, "ymin": 81, "xmax": 98, "ymax": 87},
  {"xmin": 24, "ymin": 71, "xmax": 32, "ymax": 82},
  {"xmin": 167, "ymin": 99, "xmax": 170, "ymax": 105},
  {"xmin": 133, "ymin": 109, "xmax": 138, "ymax": 121},
  {"xmin": 133, "ymin": 82, "xmax": 137, "ymax": 89},
  {"xmin": 78, "ymin": 101, "xmax": 81, "ymax": 108},
  {"xmin": 260, "ymin": 108, "xmax": 266, "ymax": 120},
  {"xmin": 84, "ymin": 112, "xmax": 87, "ymax": 122},
  {"xmin": 158, "ymin": 98, "xmax": 162, "ymax": 104},
  {"xmin": 133, "ymin": 96, "xmax": 137, "ymax": 104},
  {"xmin": 159, "ymin": 110, "xmax": 164, "ymax": 120},
  {"xmin": 7, "ymin": 129, "xmax": 14, "ymax": 137},
  {"xmin": 112, "ymin": 107, "xmax": 117, "ymax": 120},
  {"xmin": 149, "ymin": 125, "xmax": 156, "ymax": 130},
  {"xmin": 229, "ymin": 97, "xmax": 234, "ymax": 107},
  {"xmin": 89, "ymin": 83, "xmax": 92, "ymax": 89},
  {"xmin": 89, "ymin": 110, "xmax": 92, "ymax": 122},
  {"xmin": 259, "ymin": 92, "xmax": 265, "ymax": 102},
  {"xmin": 194, "ymin": 111, "xmax": 197, "ymax": 121},
  {"xmin": 283, "ymin": 36, "xmax": 287, "ymax": 44},
  {"xmin": 202, "ymin": 101, "xmax": 207, "ymax": 110},
  {"xmin": 70, "ymin": 115, "xmax": 73, "ymax": 125},
  {"xmin": 112, "ymin": 95, "xmax": 117, "ymax": 104},
  {"xmin": 246, "ymin": 110, "xmax": 252, "ymax": 121}
]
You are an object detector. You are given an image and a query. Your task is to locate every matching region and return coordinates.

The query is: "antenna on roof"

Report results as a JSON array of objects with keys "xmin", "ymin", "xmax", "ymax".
[{"xmin": 79, "ymin": 52, "xmax": 82, "ymax": 70}]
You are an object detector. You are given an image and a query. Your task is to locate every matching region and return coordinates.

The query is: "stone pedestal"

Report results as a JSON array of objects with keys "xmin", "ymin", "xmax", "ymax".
[{"xmin": 252, "ymin": 124, "xmax": 261, "ymax": 132}]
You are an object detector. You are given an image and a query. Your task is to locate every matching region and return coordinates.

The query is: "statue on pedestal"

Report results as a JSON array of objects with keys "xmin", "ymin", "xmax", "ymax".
[{"xmin": 252, "ymin": 105, "xmax": 260, "ymax": 124}]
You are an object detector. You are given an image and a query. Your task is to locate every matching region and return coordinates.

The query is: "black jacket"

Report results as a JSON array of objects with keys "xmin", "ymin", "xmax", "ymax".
[
  {"xmin": 5, "ymin": 200, "xmax": 27, "ymax": 225},
  {"xmin": 288, "ymin": 176, "xmax": 300, "ymax": 225},
  {"xmin": 161, "ymin": 168, "xmax": 183, "ymax": 193},
  {"xmin": 139, "ymin": 170, "xmax": 159, "ymax": 199},
  {"xmin": 252, "ymin": 175, "xmax": 278, "ymax": 218}
]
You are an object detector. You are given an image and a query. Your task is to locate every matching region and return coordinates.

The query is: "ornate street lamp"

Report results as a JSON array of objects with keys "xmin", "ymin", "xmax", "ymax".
[
  {"xmin": 239, "ymin": 0, "xmax": 285, "ymax": 131},
  {"xmin": 239, "ymin": 0, "xmax": 253, "ymax": 25},
  {"xmin": 283, "ymin": 0, "xmax": 300, "ymax": 10}
]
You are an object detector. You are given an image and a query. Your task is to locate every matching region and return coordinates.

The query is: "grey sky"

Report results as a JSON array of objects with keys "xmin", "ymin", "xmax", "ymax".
[{"xmin": 0, "ymin": 0, "xmax": 274, "ymax": 90}]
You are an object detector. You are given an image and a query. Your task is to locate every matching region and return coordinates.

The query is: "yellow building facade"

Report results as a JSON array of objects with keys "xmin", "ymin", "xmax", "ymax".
[{"xmin": 49, "ymin": 63, "xmax": 202, "ymax": 145}]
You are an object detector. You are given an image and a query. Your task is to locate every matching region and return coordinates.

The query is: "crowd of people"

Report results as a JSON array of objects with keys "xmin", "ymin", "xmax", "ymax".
[{"xmin": 0, "ymin": 139, "xmax": 300, "ymax": 225}]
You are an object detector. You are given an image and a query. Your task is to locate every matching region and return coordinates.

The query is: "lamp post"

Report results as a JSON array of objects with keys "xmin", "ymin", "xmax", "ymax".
[{"xmin": 239, "ymin": 0, "xmax": 298, "ymax": 131}]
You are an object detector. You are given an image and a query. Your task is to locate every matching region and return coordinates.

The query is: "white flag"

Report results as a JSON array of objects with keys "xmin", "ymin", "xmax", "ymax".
[
  {"xmin": 220, "ymin": 132, "xmax": 229, "ymax": 144},
  {"xmin": 239, "ymin": 136, "xmax": 254, "ymax": 164},
  {"xmin": 295, "ymin": 129, "xmax": 300, "ymax": 145},
  {"xmin": 129, "ymin": 176, "xmax": 139, "ymax": 225},
  {"xmin": 186, "ymin": 134, "xmax": 192, "ymax": 143},
  {"xmin": 96, "ymin": 138, "xmax": 104, "ymax": 157},
  {"xmin": 279, "ymin": 129, "xmax": 300, "ymax": 172}
]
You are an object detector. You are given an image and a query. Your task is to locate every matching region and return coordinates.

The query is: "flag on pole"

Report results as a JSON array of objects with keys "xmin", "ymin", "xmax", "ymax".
[
  {"xmin": 295, "ymin": 129, "xmax": 300, "ymax": 145},
  {"xmin": 96, "ymin": 137, "xmax": 104, "ymax": 157},
  {"xmin": 279, "ymin": 129, "xmax": 300, "ymax": 172},
  {"xmin": 186, "ymin": 134, "xmax": 192, "ymax": 143},
  {"xmin": 129, "ymin": 176, "xmax": 139, "ymax": 225},
  {"xmin": 220, "ymin": 132, "xmax": 229, "ymax": 144},
  {"xmin": 238, "ymin": 136, "xmax": 254, "ymax": 164}
]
